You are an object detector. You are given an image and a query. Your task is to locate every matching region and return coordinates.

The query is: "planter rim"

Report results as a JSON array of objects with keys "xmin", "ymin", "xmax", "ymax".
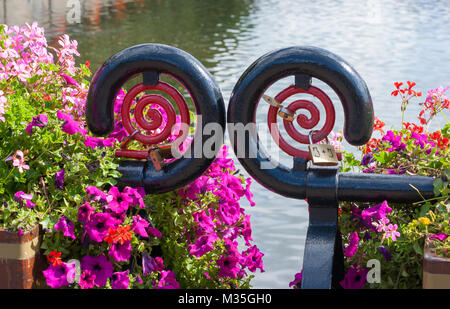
[
  {"xmin": 0, "ymin": 223, "xmax": 40, "ymax": 244},
  {"xmin": 423, "ymin": 237, "xmax": 450, "ymax": 275}
]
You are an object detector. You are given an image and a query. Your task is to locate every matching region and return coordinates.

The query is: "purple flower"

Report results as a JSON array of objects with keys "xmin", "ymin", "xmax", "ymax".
[
  {"xmin": 25, "ymin": 114, "xmax": 48, "ymax": 135},
  {"xmin": 344, "ymin": 232, "xmax": 359, "ymax": 258},
  {"xmin": 85, "ymin": 212, "xmax": 115, "ymax": 242},
  {"xmin": 193, "ymin": 210, "xmax": 215, "ymax": 233},
  {"xmin": 241, "ymin": 245, "xmax": 264, "ymax": 273},
  {"xmin": 429, "ymin": 233, "xmax": 449, "ymax": 241},
  {"xmin": 81, "ymin": 255, "xmax": 114, "ymax": 287},
  {"xmin": 79, "ymin": 270, "xmax": 96, "ymax": 289},
  {"xmin": 84, "ymin": 136, "xmax": 116, "ymax": 149},
  {"xmin": 154, "ymin": 270, "xmax": 179, "ymax": 289},
  {"xmin": 147, "ymin": 227, "xmax": 162, "ymax": 239},
  {"xmin": 14, "ymin": 191, "xmax": 35, "ymax": 208},
  {"xmin": 217, "ymin": 253, "xmax": 241, "ymax": 279},
  {"xmin": 132, "ymin": 215, "xmax": 149, "ymax": 238},
  {"xmin": 361, "ymin": 200, "xmax": 392, "ymax": 222},
  {"xmin": 339, "ymin": 264, "xmax": 368, "ymax": 289},
  {"xmin": 57, "ymin": 110, "xmax": 87, "ymax": 136},
  {"xmin": 107, "ymin": 186, "xmax": 133, "ymax": 214},
  {"xmin": 189, "ymin": 234, "xmax": 217, "ymax": 257},
  {"xmin": 78, "ymin": 201, "xmax": 95, "ymax": 224},
  {"xmin": 111, "ymin": 270, "xmax": 130, "ymax": 289},
  {"xmin": 123, "ymin": 186, "xmax": 146, "ymax": 208},
  {"xmin": 378, "ymin": 246, "xmax": 392, "ymax": 262},
  {"xmin": 360, "ymin": 153, "xmax": 374, "ymax": 166},
  {"xmin": 244, "ymin": 178, "xmax": 256, "ymax": 207},
  {"xmin": 43, "ymin": 262, "xmax": 76, "ymax": 288},
  {"xmin": 108, "ymin": 240, "xmax": 132, "ymax": 262},
  {"xmin": 85, "ymin": 186, "xmax": 107, "ymax": 202},
  {"xmin": 54, "ymin": 215, "xmax": 76, "ymax": 239},
  {"xmin": 60, "ymin": 74, "xmax": 80, "ymax": 87},
  {"xmin": 289, "ymin": 271, "xmax": 303, "ymax": 289},
  {"xmin": 382, "ymin": 130, "xmax": 406, "ymax": 152},
  {"xmin": 55, "ymin": 169, "xmax": 65, "ymax": 190},
  {"xmin": 385, "ymin": 223, "xmax": 400, "ymax": 241},
  {"xmin": 142, "ymin": 253, "xmax": 164, "ymax": 276}
]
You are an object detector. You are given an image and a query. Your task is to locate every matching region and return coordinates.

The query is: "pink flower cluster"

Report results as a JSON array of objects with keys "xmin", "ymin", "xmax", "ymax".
[
  {"xmin": 179, "ymin": 145, "xmax": 263, "ymax": 280},
  {"xmin": 42, "ymin": 185, "xmax": 181, "ymax": 289}
]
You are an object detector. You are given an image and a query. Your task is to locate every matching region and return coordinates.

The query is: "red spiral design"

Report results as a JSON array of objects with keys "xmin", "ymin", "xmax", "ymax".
[
  {"xmin": 121, "ymin": 82, "xmax": 191, "ymax": 146},
  {"xmin": 267, "ymin": 85, "xmax": 336, "ymax": 159}
]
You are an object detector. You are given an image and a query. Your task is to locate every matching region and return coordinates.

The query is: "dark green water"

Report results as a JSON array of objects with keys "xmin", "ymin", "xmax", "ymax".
[{"xmin": 2, "ymin": 0, "xmax": 450, "ymax": 288}]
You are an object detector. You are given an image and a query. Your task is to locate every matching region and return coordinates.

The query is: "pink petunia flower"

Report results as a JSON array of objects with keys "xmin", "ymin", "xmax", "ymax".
[
  {"xmin": 54, "ymin": 215, "xmax": 76, "ymax": 239},
  {"xmin": 80, "ymin": 255, "xmax": 113, "ymax": 288}
]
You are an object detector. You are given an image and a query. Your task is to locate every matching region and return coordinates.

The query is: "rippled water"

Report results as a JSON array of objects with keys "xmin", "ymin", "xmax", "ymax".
[{"xmin": 2, "ymin": 0, "xmax": 450, "ymax": 288}]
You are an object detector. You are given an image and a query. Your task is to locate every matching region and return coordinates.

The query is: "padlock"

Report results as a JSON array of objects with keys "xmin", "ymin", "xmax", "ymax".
[
  {"xmin": 278, "ymin": 107, "xmax": 295, "ymax": 122},
  {"xmin": 149, "ymin": 144, "xmax": 174, "ymax": 171},
  {"xmin": 262, "ymin": 94, "xmax": 283, "ymax": 108},
  {"xmin": 308, "ymin": 131, "xmax": 339, "ymax": 166}
]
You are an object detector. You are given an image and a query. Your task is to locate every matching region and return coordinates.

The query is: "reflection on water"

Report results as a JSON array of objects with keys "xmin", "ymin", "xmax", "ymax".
[{"xmin": 2, "ymin": 0, "xmax": 450, "ymax": 288}]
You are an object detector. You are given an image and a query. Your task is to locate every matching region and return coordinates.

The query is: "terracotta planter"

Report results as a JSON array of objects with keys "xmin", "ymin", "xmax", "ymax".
[
  {"xmin": 0, "ymin": 224, "xmax": 45, "ymax": 289},
  {"xmin": 423, "ymin": 238, "xmax": 450, "ymax": 289}
]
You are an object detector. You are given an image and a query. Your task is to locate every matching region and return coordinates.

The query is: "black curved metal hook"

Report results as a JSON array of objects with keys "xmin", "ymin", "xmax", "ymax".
[{"xmin": 86, "ymin": 43, "xmax": 226, "ymax": 194}]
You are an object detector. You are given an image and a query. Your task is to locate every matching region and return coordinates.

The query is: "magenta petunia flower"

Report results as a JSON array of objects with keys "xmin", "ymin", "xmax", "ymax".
[
  {"xmin": 85, "ymin": 186, "xmax": 107, "ymax": 202},
  {"xmin": 108, "ymin": 240, "xmax": 132, "ymax": 262},
  {"xmin": 361, "ymin": 200, "xmax": 392, "ymax": 222},
  {"xmin": 193, "ymin": 210, "xmax": 215, "ymax": 233},
  {"xmin": 344, "ymin": 232, "xmax": 359, "ymax": 258},
  {"xmin": 189, "ymin": 233, "xmax": 217, "ymax": 258},
  {"xmin": 81, "ymin": 255, "xmax": 114, "ymax": 287},
  {"xmin": 84, "ymin": 136, "xmax": 116, "ymax": 149},
  {"xmin": 242, "ymin": 245, "xmax": 264, "ymax": 273},
  {"xmin": 123, "ymin": 186, "xmax": 146, "ymax": 208},
  {"xmin": 78, "ymin": 201, "xmax": 95, "ymax": 224},
  {"xmin": 217, "ymin": 202, "xmax": 242, "ymax": 226},
  {"xmin": 55, "ymin": 169, "xmax": 65, "ymax": 190},
  {"xmin": 26, "ymin": 114, "xmax": 48, "ymax": 135},
  {"xmin": 79, "ymin": 269, "xmax": 96, "ymax": 289},
  {"xmin": 106, "ymin": 186, "xmax": 133, "ymax": 214},
  {"xmin": 43, "ymin": 262, "xmax": 76, "ymax": 289},
  {"xmin": 54, "ymin": 215, "xmax": 76, "ymax": 239},
  {"xmin": 340, "ymin": 264, "xmax": 368, "ymax": 289},
  {"xmin": 111, "ymin": 270, "xmax": 130, "ymax": 289},
  {"xmin": 217, "ymin": 253, "xmax": 242, "ymax": 279},
  {"xmin": 241, "ymin": 214, "xmax": 253, "ymax": 246},
  {"xmin": 13, "ymin": 191, "xmax": 35, "ymax": 208},
  {"xmin": 429, "ymin": 233, "xmax": 449, "ymax": 241},
  {"xmin": 289, "ymin": 271, "xmax": 303, "ymax": 289},
  {"xmin": 60, "ymin": 74, "xmax": 80, "ymax": 87},
  {"xmin": 154, "ymin": 270, "xmax": 179, "ymax": 289},
  {"xmin": 85, "ymin": 212, "xmax": 115, "ymax": 242},
  {"xmin": 57, "ymin": 110, "xmax": 87, "ymax": 136},
  {"xmin": 142, "ymin": 253, "xmax": 164, "ymax": 276},
  {"xmin": 147, "ymin": 227, "xmax": 162, "ymax": 239},
  {"xmin": 132, "ymin": 215, "xmax": 149, "ymax": 238}
]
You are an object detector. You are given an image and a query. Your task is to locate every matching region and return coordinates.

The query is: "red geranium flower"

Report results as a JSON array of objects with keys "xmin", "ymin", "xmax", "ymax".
[{"xmin": 47, "ymin": 251, "xmax": 63, "ymax": 266}]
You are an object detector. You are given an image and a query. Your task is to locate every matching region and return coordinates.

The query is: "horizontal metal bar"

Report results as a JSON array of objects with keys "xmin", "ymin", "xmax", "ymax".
[{"xmin": 337, "ymin": 172, "xmax": 435, "ymax": 203}]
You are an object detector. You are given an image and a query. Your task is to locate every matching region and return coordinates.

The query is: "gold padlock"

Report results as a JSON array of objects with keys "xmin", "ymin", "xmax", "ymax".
[
  {"xmin": 278, "ymin": 107, "xmax": 295, "ymax": 122},
  {"xmin": 308, "ymin": 131, "xmax": 339, "ymax": 166}
]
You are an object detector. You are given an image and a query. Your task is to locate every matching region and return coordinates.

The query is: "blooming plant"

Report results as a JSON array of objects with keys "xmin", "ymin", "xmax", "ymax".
[
  {"xmin": 0, "ymin": 22, "xmax": 262, "ymax": 289},
  {"xmin": 291, "ymin": 81, "xmax": 449, "ymax": 289}
]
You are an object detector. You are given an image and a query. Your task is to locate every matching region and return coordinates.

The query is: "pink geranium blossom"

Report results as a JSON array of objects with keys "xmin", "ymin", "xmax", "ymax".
[{"xmin": 5, "ymin": 150, "xmax": 29, "ymax": 173}]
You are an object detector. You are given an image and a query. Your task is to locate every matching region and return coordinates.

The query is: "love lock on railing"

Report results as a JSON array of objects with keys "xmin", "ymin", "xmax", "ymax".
[
  {"xmin": 227, "ymin": 46, "xmax": 435, "ymax": 289},
  {"xmin": 86, "ymin": 43, "xmax": 226, "ymax": 194}
]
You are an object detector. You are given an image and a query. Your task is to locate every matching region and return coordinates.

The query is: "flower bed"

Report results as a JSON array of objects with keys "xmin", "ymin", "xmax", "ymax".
[{"xmin": 0, "ymin": 23, "xmax": 263, "ymax": 289}]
